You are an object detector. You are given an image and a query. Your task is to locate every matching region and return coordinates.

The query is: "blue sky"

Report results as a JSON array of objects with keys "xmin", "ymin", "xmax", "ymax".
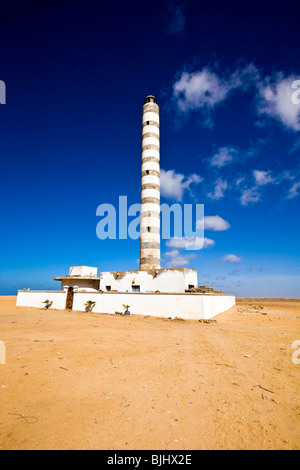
[{"xmin": 0, "ymin": 0, "xmax": 299, "ymax": 297}]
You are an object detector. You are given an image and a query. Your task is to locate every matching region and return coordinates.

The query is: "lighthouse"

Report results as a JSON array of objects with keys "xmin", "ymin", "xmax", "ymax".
[
  {"xmin": 18, "ymin": 91, "xmax": 236, "ymax": 318},
  {"xmin": 139, "ymin": 95, "xmax": 161, "ymax": 271}
]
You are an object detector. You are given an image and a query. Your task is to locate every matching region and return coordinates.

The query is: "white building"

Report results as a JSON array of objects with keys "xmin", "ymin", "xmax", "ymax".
[{"xmin": 54, "ymin": 266, "xmax": 100, "ymax": 292}]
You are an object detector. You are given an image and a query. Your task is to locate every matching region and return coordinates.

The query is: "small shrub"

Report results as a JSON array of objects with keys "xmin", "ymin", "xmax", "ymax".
[
  {"xmin": 42, "ymin": 299, "xmax": 53, "ymax": 309},
  {"xmin": 84, "ymin": 300, "xmax": 96, "ymax": 312},
  {"xmin": 122, "ymin": 304, "xmax": 130, "ymax": 315}
]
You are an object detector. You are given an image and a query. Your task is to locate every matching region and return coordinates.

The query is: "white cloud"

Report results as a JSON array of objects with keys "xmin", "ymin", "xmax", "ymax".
[
  {"xmin": 236, "ymin": 177, "xmax": 245, "ymax": 186},
  {"xmin": 253, "ymin": 170, "xmax": 274, "ymax": 186},
  {"xmin": 238, "ymin": 169, "xmax": 276, "ymax": 206},
  {"xmin": 172, "ymin": 63, "xmax": 300, "ymax": 132},
  {"xmin": 256, "ymin": 73, "xmax": 300, "ymax": 131},
  {"xmin": 240, "ymin": 187, "xmax": 260, "ymax": 206},
  {"xmin": 211, "ymin": 146, "xmax": 237, "ymax": 168},
  {"xmin": 207, "ymin": 178, "xmax": 228, "ymax": 200},
  {"xmin": 203, "ymin": 215, "xmax": 230, "ymax": 231},
  {"xmin": 287, "ymin": 181, "xmax": 300, "ymax": 199},
  {"xmin": 281, "ymin": 170, "xmax": 296, "ymax": 181},
  {"xmin": 166, "ymin": 236, "xmax": 215, "ymax": 250},
  {"xmin": 291, "ymin": 137, "xmax": 300, "ymax": 152},
  {"xmin": 237, "ymin": 168, "xmax": 292, "ymax": 206},
  {"xmin": 222, "ymin": 254, "xmax": 242, "ymax": 263},
  {"xmin": 164, "ymin": 249, "xmax": 194, "ymax": 267},
  {"xmin": 160, "ymin": 169, "xmax": 202, "ymax": 201},
  {"xmin": 172, "ymin": 64, "xmax": 259, "ymax": 117},
  {"xmin": 164, "ymin": 1, "xmax": 186, "ymax": 35},
  {"xmin": 165, "ymin": 249, "xmax": 180, "ymax": 258},
  {"xmin": 173, "ymin": 68, "xmax": 234, "ymax": 113}
]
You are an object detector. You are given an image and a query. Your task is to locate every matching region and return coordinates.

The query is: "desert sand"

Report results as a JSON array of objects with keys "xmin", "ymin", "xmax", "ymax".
[{"xmin": 0, "ymin": 296, "xmax": 299, "ymax": 450}]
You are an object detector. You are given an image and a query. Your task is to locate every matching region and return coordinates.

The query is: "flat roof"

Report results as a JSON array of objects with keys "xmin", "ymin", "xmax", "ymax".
[
  {"xmin": 54, "ymin": 276, "xmax": 100, "ymax": 281},
  {"xmin": 100, "ymin": 267, "xmax": 197, "ymax": 275}
]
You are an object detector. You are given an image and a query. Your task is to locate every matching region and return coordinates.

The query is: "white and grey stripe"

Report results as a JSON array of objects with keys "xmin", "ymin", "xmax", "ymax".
[{"xmin": 140, "ymin": 96, "xmax": 161, "ymax": 271}]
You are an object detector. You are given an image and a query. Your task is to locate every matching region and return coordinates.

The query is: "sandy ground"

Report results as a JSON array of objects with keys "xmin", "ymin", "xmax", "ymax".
[{"xmin": 0, "ymin": 296, "xmax": 299, "ymax": 450}]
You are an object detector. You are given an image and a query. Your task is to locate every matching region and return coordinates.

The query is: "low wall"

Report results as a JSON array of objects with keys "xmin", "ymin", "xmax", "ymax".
[
  {"xmin": 72, "ymin": 292, "xmax": 236, "ymax": 320},
  {"xmin": 16, "ymin": 290, "xmax": 236, "ymax": 320},
  {"xmin": 16, "ymin": 291, "xmax": 67, "ymax": 310}
]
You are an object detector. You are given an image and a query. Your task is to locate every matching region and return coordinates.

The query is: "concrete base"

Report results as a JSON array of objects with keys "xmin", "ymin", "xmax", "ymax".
[{"xmin": 16, "ymin": 290, "xmax": 236, "ymax": 320}]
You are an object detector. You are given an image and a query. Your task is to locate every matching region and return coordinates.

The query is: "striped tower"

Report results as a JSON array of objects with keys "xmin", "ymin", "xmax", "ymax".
[{"xmin": 140, "ymin": 95, "xmax": 161, "ymax": 271}]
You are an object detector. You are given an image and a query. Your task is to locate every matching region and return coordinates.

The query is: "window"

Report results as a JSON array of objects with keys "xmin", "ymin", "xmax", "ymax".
[
  {"xmin": 146, "ymin": 170, "xmax": 150, "ymax": 175},
  {"xmin": 106, "ymin": 286, "xmax": 111, "ymax": 291},
  {"xmin": 132, "ymin": 285, "xmax": 140, "ymax": 292},
  {"xmin": 147, "ymin": 226, "xmax": 151, "ymax": 232}
]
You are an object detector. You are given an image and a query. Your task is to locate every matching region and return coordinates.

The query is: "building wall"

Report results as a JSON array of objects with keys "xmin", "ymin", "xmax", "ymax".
[
  {"xmin": 72, "ymin": 291, "xmax": 236, "ymax": 320},
  {"xmin": 100, "ymin": 269, "xmax": 198, "ymax": 293},
  {"xmin": 68, "ymin": 266, "xmax": 98, "ymax": 277},
  {"xmin": 61, "ymin": 279, "xmax": 100, "ymax": 292},
  {"xmin": 16, "ymin": 291, "xmax": 67, "ymax": 309}
]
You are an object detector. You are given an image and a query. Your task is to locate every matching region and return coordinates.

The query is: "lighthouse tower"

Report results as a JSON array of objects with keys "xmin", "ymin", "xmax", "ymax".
[{"xmin": 139, "ymin": 95, "xmax": 161, "ymax": 271}]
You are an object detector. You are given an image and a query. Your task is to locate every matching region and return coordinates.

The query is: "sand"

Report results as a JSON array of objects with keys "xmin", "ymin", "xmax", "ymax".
[{"xmin": 0, "ymin": 296, "xmax": 299, "ymax": 450}]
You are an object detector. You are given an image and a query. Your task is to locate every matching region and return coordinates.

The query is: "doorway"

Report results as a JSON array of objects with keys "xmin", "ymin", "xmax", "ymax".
[{"xmin": 66, "ymin": 287, "xmax": 74, "ymax": 310}]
